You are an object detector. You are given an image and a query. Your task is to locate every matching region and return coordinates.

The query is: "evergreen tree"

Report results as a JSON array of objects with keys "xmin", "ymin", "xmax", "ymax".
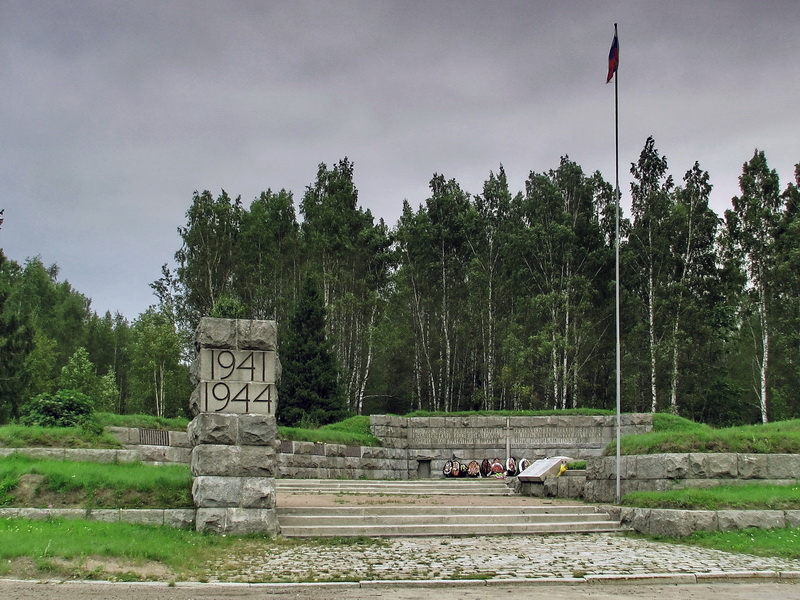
[
  {"xmin": 0, "ymin": 251, "xmax": 34, "ymax": 421},
  {"xmin": 277, "ymin": 276, "xmax": 347, "ymax": 427}
]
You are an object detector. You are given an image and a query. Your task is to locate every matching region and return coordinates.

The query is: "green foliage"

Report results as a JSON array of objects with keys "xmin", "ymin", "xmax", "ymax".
[
  {"xmin": 608, "ymin": 418, "xmax": 800, "ymax": 455},
  {"xmin": 0, "ymin": 262, "xmax": 34, "ymax": 422},
  {"xmin": 0, "ymin": 424, "xmax": 120, "ymax": 448},
  {"xmin": 128, "ymin": 308, "xmax": 187, "ymax": 418},
  {"xmin": 171, "ymin": 189, "xmax": 243, "ymax": 328},
  {"xmin": 22, "ymin": 330, "xmax": 58, "ymax": 401},
  {"xmin": 59, "ymin": 347, "xmax": 97, "ymax": 398},
  {"xmin": 94, "ymin": 368, "xmax": 119, "ymax": 413},
  {"xmin": 209, "ymin": 295, "xmax": 246, "ymax": 319},
  {"xmin": 20, "ymin": 389, "xmax": 94, "ymax": 428},
  {"xmin": 622, "ymin": 482, "xmax": 800, "ymax": 511},
  {"xmin": 277, "ymin": 276, "xmax": 348, "ymax": 427}
]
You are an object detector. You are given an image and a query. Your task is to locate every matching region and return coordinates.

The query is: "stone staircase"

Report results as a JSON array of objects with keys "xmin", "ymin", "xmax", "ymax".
[{"xmin": 275, "ymin": 478, "xmax": 625, "ymax": 537}]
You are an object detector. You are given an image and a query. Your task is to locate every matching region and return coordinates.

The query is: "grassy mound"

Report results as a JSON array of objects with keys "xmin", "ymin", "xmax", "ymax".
[
  {"xmin": 605, "ymin": 415, "xmax": 800, "ymax": 456},
  {"xmin": 0, "ymin": 425, "xmax": 121, "ymax": 449},
  {"xmin": 278, "ymin": 415, "xmax": 380, "ymax": 446},
  {"xmin": 0, "ymin": 455, "xmax": 192, "ymax": 509},
  {"xmin": 95, "ymin": 412, "xmax": 190, "ymax": 431}
]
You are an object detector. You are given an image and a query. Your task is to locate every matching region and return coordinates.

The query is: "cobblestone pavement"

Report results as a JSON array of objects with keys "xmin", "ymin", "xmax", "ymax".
[{"xmin": 204, "ymin": 533, "xmax": 800, "ymax": 583}]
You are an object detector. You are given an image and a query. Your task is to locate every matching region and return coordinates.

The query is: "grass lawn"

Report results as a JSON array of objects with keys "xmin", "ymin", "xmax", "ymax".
[
  {"xmin": 0, "ymin": 518, "xmax": 385, "ymax": 582},
  {"xmin": 622, "ymin": 482, "xmax": 800, "ymax": 511},
  {"xmin": 0, "ymin": 518, "xmax": 235, "ymax": 580},
  {"xmin": 0, "ymin": 455, "xmax": 192, "ymax": 509},
  {"xmin": 668, "ymin": 527, "xmax": 800, "ymax": 561}
]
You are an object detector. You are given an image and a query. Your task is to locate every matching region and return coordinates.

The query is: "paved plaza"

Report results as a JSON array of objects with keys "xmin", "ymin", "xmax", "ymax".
[{"xmin": 204, "ymin": 532, "xmax": 800, "ymax": 583}]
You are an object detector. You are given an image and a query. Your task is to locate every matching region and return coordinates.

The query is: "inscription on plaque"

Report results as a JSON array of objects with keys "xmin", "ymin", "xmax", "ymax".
[
  {"xmin": 409, "ymin": 426, "xmax": 607, "ymax": 447},
  {"xmin": 198, "ymin": 349, "xmax": 277, "ymax": 415}
]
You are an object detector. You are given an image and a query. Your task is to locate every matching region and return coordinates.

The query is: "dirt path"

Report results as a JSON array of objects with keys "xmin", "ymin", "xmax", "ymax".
[{"xmin": 3, "ymin": 581, "xmax": 800, "ymax": 600}]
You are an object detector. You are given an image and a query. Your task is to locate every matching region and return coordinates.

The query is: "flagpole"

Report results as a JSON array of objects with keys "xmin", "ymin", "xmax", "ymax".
[{"xmin": 613, "ymin": 22, "xmax": 622, "ymax": 504}]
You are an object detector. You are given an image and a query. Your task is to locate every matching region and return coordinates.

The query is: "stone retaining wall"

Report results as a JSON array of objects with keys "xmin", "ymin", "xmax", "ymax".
[
  {"xmin": 276, "ymin": 440, "xmax": 409, "ymax": 479},
  {"xmin": 372, "ymin": 414, "xmax": 652, "ymax": 477},
  {"xmin": 0, "ymin": 447, "xmax": 141, "ymax": 463},
  {"xmin": 106, "ymin": 426, "xmax": 191, "ymax": 464},
  {"xmin": 0, "ymin": 507, "xmax": 195, "ymax": 529},
  {"xmin": 604, "ymin": 505, "xmax": 800, "ymax": 537},
  {"xmin": 1, "ymin": 441, "xmax": 414, "ymax": 479},
  {"xmin": 584, "ymin": 453, "xmax": 800, "ymax": 503}
]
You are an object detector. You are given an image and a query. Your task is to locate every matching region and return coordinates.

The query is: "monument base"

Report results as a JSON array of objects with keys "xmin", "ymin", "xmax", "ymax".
[{"xmin": 196, "ymin": 508, "xmax": 279, "ymax": 535}]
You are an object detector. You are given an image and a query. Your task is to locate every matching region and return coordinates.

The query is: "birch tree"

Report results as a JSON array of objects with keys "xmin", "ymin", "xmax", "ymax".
[
  {"xmin": 723, "ymin": 150, "xmax": 781, "ymax": 422},
  {"xmin": 628, "ymin": 137, "xmax": 674, "ymax": 412},
  {"xmin": 666, "ymin": 163, "xmax": 719, "ymax": 414},
  {"xmin": 171, "ymin": 190, "xmax": 243, "ymax": 329},
  {"xmin": 468, "ymin": 167, "xmax": 513, "ymax": 410}
]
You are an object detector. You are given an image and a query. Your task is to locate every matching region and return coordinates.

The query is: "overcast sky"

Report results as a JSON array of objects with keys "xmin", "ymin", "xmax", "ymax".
[{"xmin": 2, "ymin": 1, "xmax": 798, "ymax": 320}]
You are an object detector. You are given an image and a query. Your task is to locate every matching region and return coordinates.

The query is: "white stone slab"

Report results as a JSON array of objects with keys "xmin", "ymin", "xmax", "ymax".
[{"xmin": 518, "ymin": 456, "xmax": 572, "ymax": 482}]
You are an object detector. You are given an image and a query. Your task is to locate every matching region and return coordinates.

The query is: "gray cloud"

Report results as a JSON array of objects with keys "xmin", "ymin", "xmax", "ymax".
[{"xmin": 2, "ymin": 0, "xmax": 798, "ymax": 318}]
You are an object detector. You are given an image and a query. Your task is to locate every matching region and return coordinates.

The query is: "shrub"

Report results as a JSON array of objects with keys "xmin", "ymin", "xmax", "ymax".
[{"xmin": 20, "ymin": 389, "xmax": 94, "ymax": 428}]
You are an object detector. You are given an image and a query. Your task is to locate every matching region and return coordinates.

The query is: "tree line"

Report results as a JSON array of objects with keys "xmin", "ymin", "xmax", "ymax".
[
  {"xmin": 1, "ymin": 137, "xmax": 797, "ymax": 426},
  {"xmin": 153, "ymin": 138, "xmax": 799, "ymax": 426}
]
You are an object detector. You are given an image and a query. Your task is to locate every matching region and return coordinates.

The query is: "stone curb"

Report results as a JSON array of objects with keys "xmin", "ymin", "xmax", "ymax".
[
  {"xmin": 4, "ymin": 572, "xmax": 798, "ymax": 589},
  {"xmin": 0, "ymin": 508, "xmax": 196, "ymax": 528},
  {"xmin": 695, "ymin": 570, "xmax": 780, "ymax": 583},
  {"xmin": 585, "ymin": 573, "xmax": 698, "ymax": 585}
]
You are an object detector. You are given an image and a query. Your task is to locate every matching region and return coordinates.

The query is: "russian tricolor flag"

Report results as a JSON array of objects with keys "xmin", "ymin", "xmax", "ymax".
[{"xmin": 607, "ymin": 32, "xmax": 619, "ymax": 83}]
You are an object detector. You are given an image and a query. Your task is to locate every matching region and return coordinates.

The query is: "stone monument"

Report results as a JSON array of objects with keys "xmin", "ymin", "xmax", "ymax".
[{"xmin": 188, "ymin": 317, "xmax": 280, "ymax": 535}]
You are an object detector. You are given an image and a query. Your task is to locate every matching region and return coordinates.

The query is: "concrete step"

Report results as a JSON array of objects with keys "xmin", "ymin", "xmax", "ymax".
[
  {"xmin": 279, "ymin": 513, "xmax": 612, "ymax": 526},
  {"xmin": 278, "ymin": 504, "xmax": 596, "ymax": 517},
  {"xmin": 278, "ymin": 519, "xmax": 626, "ymax": 538},
  {"xmin": 276, "ymin": 478, "xmax": 515, "ymax": 496}
]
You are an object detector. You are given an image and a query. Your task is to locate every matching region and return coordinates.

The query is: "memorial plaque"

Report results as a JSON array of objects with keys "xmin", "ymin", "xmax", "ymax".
[{"xmin": 197, "ymin": 348, "xmax": 277, "ymax": 415}]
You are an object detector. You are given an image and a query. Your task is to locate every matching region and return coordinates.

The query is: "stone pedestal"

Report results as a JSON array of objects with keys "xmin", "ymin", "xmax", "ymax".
[
  {"xmin": 189, "ymin": 317, "xmax": 281, "ymax": 536},
  {"xmin": 190, "ymin": 413, "xmax": 279, "ymax": 534}
]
